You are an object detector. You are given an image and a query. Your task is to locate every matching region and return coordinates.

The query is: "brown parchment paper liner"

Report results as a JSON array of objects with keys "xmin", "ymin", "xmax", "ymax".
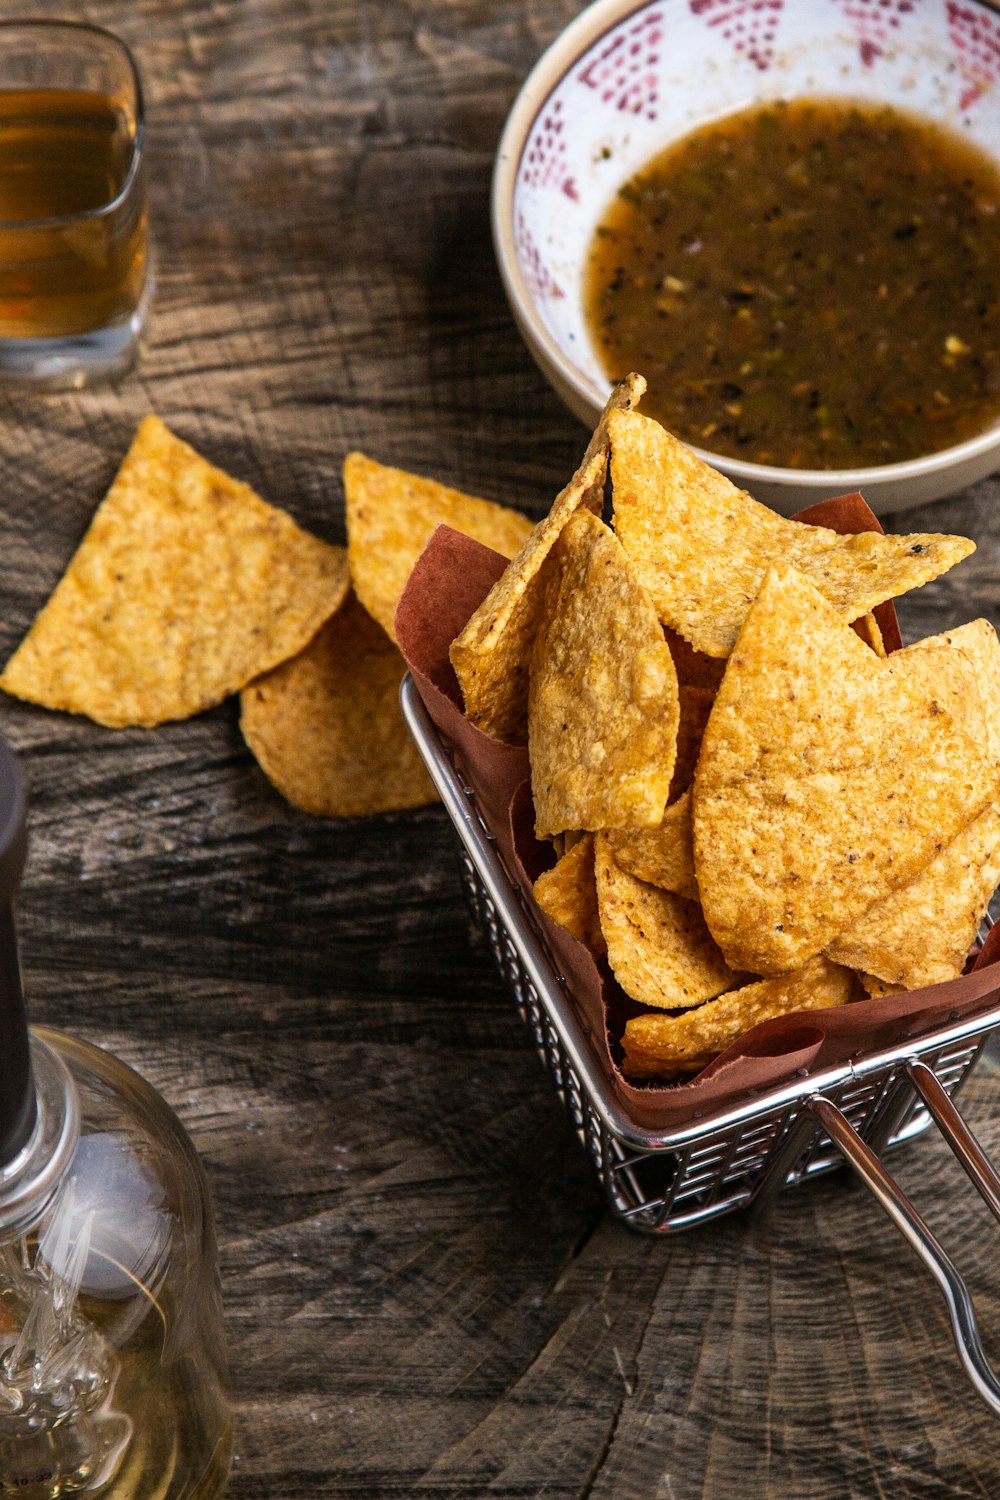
[{"xmin": 396, "ymin": 499, "xmax": 1000, "ymax": 1132}]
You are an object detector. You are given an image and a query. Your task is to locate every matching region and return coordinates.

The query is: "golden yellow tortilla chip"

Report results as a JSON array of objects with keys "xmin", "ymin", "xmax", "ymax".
[
  {"xmin": 533, "ymin": 835, "xmax": 605, "ymax": 955},
  {"xmin": 825, "ymin": 625, "xmax": 1000, "ymax": 987},
  {"xmin": 343, "ymin": 454, "xmax": 533, "ymax": 642},
  {"xmin": 609, "ymin": 410, "xmax": 975, "ymax": 658},
  {"xmin": 240, "ymin": 590, "xmax": 436, "ymax": 817},
  {"xmin": 855, "ymin": 612, "xmax": 886, "ymax": 657},
  {"xmin": 530, "ymin": 510, "xmax": 679, "ymax": 837},
  {"xmin": 621, "ymin": 957, "xmax": 855, "ymax": 1077},
  {"xmin": 606, "ymin": 790, "xmax": 698, "ymax": 900},
  {"xmin": 957, "ymin": 620, "xmax": 1000, "ymax": 764},
  {"xmin": 0, "ymin": 417, "xmax": 350, "ymax": 728},
  {"xmin": 595, "ymin": 833, "xmax": 741, "ymax": 1009},
  {"xmin": 826, "ymin": 805, "xmax": 1000, "ymax": 986},
  {"xmin": 907, "ymin": 619, "xmax": 1000, "ymax": 763},
  {"xmin": 450, "ymin": 374, "xmax": 645, "ymax": 743},
  {"xmin": 693, "ymin": 567, "xmax": 1000, "ymax": 975},
  {"xmin": 885, "ymin": 640, "xmax": 983, "ymax": 741}
]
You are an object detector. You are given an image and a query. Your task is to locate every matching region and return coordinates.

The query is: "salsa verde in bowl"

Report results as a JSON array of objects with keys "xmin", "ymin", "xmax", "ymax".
[{"xmin": 493, "ymin": 0, "xmax": 1000, "ymax": 514}]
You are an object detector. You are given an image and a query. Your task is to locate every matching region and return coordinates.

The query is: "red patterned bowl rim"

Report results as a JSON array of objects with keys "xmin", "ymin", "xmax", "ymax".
[{"xmin": 491, "ymin": 0, "xmax": 1000, "ymax": 500}]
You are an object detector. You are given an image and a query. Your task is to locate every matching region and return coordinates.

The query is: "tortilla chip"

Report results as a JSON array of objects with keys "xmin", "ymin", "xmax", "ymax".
[
  {"xmin": 826, "ymin": 628, "xmax": 1000, "ymax": 986},
  {"xmin": 606, "ymin": 789, "xmax": 698, "ymax": 900},
  {"xmin": 826, "ymin": 804, "xmax": 1000, "ymax": 986},
  {"xmin": 533, "ymin": 835, "xmax": 605, "ymax": 955},
  {"xmin": 885, "ymin": 640, "xmax": 984, "ymax": 742},
  {"xmin": 956, "ymin": 620, "xmax": 1000, "ymax": 764},
  {"xmin": 450, "ymin": 374, "xmax": 645, "ymax": 743},
  {"xmin": 693, "ymin": 567, "xmax": 1000, "ymax": 975},
  {"xmin": 0, "ymin": 417, "xmax": 350, "ymax": 728},
  {"xmin": 530, "ymin": 509, "xmax": 679, "ymax": 837},
  {"xmin": 855, "ymin": 612, "xmax": 886, "ymax": 657},
  {"xmin": 344, "ymin": 454, "xmax": 533, "ymax": 642},
  {"xmin": 240, "ymin": 590, "xmax": 436, "ymax": 817},
  {"xmin": 907, "ymin": 619, "xmax": 1000, "ymax": 763},
  {"xmin": 595, "ymin": 833, "xmax": 741, "ymax": 1009},
  {"xmin": 621, "ymin": 957, "xmax": 855, "ymax": 1077},
  {"xmin": 609, "ymin": 410, "xmax": 975, "ymax": 658}
]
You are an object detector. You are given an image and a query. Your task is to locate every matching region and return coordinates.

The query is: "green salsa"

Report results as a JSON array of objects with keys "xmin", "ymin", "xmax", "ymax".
[{"xmin": 584, "ymin": 98, "xmax": 1000, "ymax": 468}]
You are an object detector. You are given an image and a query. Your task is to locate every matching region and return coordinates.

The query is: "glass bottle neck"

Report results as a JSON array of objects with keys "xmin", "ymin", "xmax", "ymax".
[
  {"xmin": 0, "ymin": 1033, "xmax": 80, "ymax": 1241},
  {"xmin": 0, "ymin": 905, "xmax": 34, "ymax": 1166}
]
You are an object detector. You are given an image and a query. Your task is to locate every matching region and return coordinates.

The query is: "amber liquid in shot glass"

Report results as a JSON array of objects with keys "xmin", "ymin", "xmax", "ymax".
[{"xmin": 0, "ymin": 23, "xmax": 150, "ymax": 385}]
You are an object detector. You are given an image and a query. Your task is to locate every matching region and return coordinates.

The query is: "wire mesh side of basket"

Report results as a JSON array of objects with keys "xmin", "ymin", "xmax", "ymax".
[
  {"xmin": 400, "ymin": 674, "xmax": 1000, "ymax": 1236},
  {"xmin": 457, "ymin": 843, "xmax": 991, "ymax": 1233}
]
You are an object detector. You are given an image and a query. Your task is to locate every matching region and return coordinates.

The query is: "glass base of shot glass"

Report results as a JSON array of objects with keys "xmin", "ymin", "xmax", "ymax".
[{"xmin": 0, "ymin": 268, "xmax": 153, "ymax": 390}]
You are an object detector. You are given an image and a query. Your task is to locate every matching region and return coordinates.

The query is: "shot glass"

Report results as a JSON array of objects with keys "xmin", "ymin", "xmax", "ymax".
[{"xmin": 0, "ymin": 21, "xmax": 150, "ymax": 387}]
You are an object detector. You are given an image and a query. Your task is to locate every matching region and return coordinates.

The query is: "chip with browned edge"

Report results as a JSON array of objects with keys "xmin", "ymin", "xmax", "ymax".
[
  {"xmin": 450, "ymin": 374, "xmax": 645, "ymax": 743},
  {"xmin": 0, "ymin": 417, "xmax": 350, "ymax": 728},
  {"xmin": 693, "ymin": 567, "xmax": 999, "ymax": 975},
  {"xmin": 533, "ymin": 834, "xmax": 605, "ymax": 955},
  {"xmin": 595, "ymin": 833, "xmax": 741, "ymax": 1009},
  {"xmin": 530, "ymin": 509, "xmax": 679, "ymax": 837},
  {"xmin": 344, "ymin": 454, "xmax": 533, "ymax": 642},
  {"xmin": 621, "ymin": 957, "xmax": 855, "ymax": 1076},
  {"xmin": 240, "ymin": 590, "xmax": 435, "ymax": 817},
  {"xmin": 609, "ymin": 410, "xmax": 974, "ymax": 658}
]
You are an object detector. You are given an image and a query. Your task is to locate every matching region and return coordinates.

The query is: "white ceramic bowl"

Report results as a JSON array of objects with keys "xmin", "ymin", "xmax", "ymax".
[{"xmin": 493, "ymin": 0, "xmax": 1000, "ymax": 515}]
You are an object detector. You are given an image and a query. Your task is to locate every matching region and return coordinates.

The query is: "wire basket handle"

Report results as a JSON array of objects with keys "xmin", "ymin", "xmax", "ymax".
[{"xmin": 810, "ymin": 1073, "xmax": 1000, "ymax": 1416}]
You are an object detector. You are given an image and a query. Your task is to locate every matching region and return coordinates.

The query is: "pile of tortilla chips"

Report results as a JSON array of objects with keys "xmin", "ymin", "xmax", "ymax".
[
  {"xmin": 446, "ymin": 377, "xmax": 1000, "ymax": 1082},
  {"xmin": 0, "ymin": 418, "xmax": 534, "ymax": 819}
]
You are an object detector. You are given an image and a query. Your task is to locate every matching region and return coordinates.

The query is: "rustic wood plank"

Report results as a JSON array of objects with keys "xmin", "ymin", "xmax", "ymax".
[{"xmin": 0, "ymin": 1, "xmax": 997, "ymax": 1496}]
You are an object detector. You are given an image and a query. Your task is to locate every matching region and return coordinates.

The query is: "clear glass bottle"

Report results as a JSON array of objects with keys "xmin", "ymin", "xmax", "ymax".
[{"xmin": 0, "ymin": 741, "xmax": 231, "ymax": 1498}]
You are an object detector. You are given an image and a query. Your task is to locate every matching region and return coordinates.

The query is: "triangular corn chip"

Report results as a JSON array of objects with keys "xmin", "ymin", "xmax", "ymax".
[
  {"xmin": 0, "ymin": 417, "xmax": 350, "ymax": 727},
  {"xmin": 530, "ymin": 509, "xmax": 679, "ymax": 837},
  {"xmin": 826, "ymin": 806, "xmax": 1000, "ymax": 986},
  {"xmin": 606, "ymin": 789, "xmax": 698, "ymax": 900},
  {"xmin": 609, "ymin": 410, "xmax": 975, "ymax": 658},
  {"xmin": 595, "ymin": 833, "xmax": 741, "ymax": 1009},
  {"xmin": 826, "ymin": 622, "xmax": 1000, "ymax": 986},
  {"xmin": 240, "ymin": 590, "xmax": 435, "ymax": 817},
  {"xmin": 885, "ymin": 639, "xmax": 983, "ymax": 739},
  {"xmin": 855, "ymin": 612, "xmax": 886, "ymax": 657},
  {"xmin": 344, "ymin": 454, "xmax": 533, "ymax": 642},
  {"xmin": 533, "ymin": 834, "xmax": 605, "ymax": 954},
  {"xmin": 621, "ymin": 957, "xmax": 855, "ymax": 1077},
  {"xmin": 449, "ymin": 374, "xmax": 645, "ymax": 743},
  {"xmin": 909, "ymin": 619, "xmax": 1000, "ymax": 763},
  {"xmin": 693, "ymin": 567, "xmax": 1000, "ymax": 975}
]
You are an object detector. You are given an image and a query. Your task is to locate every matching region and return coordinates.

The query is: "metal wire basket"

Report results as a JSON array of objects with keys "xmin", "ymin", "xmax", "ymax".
[{"xmin": 402, "ymin": 673, "xmax": 1000, "ymax": 1413}]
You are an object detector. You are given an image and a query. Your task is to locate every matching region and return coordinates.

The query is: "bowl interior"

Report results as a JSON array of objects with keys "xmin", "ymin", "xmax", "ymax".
[{"xmin": 504, "ymin": 0, "xmax": 1000, "ymax": 483}]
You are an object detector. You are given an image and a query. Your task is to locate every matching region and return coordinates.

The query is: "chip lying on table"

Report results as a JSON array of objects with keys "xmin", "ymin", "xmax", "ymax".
[
  {"xmin": 0, "ymin": 420, "xmax": 535, "ymax": 820},
  {"xmin": 447, "ymin": 377, "xmax": 996, "ymax": 1080}
]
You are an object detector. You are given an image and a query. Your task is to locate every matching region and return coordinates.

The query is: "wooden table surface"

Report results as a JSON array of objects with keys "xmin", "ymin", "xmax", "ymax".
[{"xmin": 2, "ymin": 2, "xmax": 1000, "ymax": 1495}]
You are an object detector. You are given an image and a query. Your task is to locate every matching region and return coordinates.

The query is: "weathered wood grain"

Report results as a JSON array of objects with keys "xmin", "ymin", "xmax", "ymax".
[{"xmin": 0, "ymin": 1, "xmax": 997, "ymax": 1496}]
